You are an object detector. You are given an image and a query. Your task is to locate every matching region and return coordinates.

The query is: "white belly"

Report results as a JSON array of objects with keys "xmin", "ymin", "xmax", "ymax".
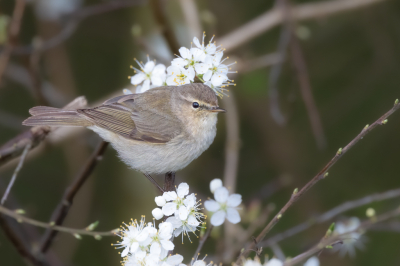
[{"xmin": 88, "ymin": 116, "xmax": 217, "ymax": 174}]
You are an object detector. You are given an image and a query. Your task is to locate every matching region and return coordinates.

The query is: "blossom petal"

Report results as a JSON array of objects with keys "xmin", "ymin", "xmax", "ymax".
[
  {"xmin": 303, "ymin": 257, "xmax": 320, "ymax": 266},
  {"xmin": 211, "ymin": 74, "xmax": 228, "ymax": 87},
  {"xmin": 188, "ymin": 215, "xmax": 200, "ymax": 227},
  {"xmin": 204, "ymin": 199, "xmax": 220, "ymax": 212},
  {"xmin": 177, "ymin": 182, "xmax": 189, "ymax": 197},
  {"xmin": 166, "ymin": 217, "xmax": 182, "ymax": 229},
  {"xmin": 152, "ymin": 207, "xmax": 164, "ymax": 220},
  {"xmin": 130, "ymin": 242, "xmax": 139, "ymax": 253},
  {"xmin": 187, "ymin": 67, "xmax": 195, "ymax": 81},
  {"xmin": 213, "ymin": 52, "xmax": 224, "ymax": 65},
  {"xmin": 160, "ymin": 239, "xmax": 174, "ymax": 251},
  {"xmin": 210, "ymin": 210, "xmax": 226, "ymax": 226},
  {"xmin": 130, "ymin": 72, "xmax": 146, "ymax": 85},
  {"xmin": 214, "ymin": 187, "xmax": 229, "ymax": 203},
  {"xmin": 184, "ymin": 193, "xmax": 196, "ymax": 208},
  {"xmin": 178, "ymin": 205, "xmax": 189, "ymax": 220},
  {"xmin": 203, "ymin": 70, "xmax": 212, "ymax": 82},
  {"xmin": 265, "ymin": 258, "xmax": 283, "ymax": 266},
  {"xmin": 179, "ymin": 47, "xmax": 191, "ymax": 59},
  {"xmin": 121, "ymin": 247, "xmax": 129, "ymax": 257},
  {"xmin": 195, "ymin": 63, "xmax": 209, "ymax": 74},
  {"xmin": 227, "ymin": 194, "xmax": 242, "ymax": 207},
  {"xmin": 155, "ymin": 196, "xmax": 166, "ymax": 207},
  {"xmin": 150, "ymin": 242, "xmax": 161, "ymax": 255},
  {"xmin": 153, "ymin": 64, "xmax": 166, "ymax": 75},
  {"xmin": 162, "ymin": 202, "xmax": 177, "ymax": 216},
  {"xmin": 210, "ymin": 178, "xmax": 223, "ymax": 193},
  {"xmin": 193, "ymin": 261, "xmax": 206, "ymax": 266},
  {"xmin": 135, "ymin": 250, "xmax": 146, "ymax": 260},
  {"xmin": 190, "ymin": 48, "xmax": 206, "ymax": 62},
  {"xmin": 159, "ymin": 222, "xmax": 173, "ymax": 239},
  {"xmin": 226, "ymin": 208, "xmax": 241, "ymax": 224},
  {"xmin": 171, "ymin": 58, "xmax": 187, "ymax": 68},
  {"xmin": 143, "ymin": 61, "xmax": 155, "ymax": 73},
  {"xmin": 141, "ymin": 79, "xmax": 151, "ymax": 92},
  {"xmin": 167, "ymin": 254, "xmax": 184, "ymax": 265},
  {"xmin": 136, "ymin": 229, "xmax": 149, "ymax": 242},
  {"xmin": 193, "ymin": 37, "xmax": 202, "ymax": 48},
  {"xmin": 163, "ymin": 191, "xmax": 177, "ymax": 201}
]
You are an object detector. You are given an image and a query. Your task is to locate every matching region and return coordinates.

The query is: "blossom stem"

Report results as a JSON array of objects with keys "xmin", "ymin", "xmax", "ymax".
[{"xmin": 194, "ymin": 224, "xmax": 214, "ymax": 257}]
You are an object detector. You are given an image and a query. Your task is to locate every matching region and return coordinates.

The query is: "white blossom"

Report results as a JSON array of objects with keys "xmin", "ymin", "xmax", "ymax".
[
  {"xmin": 155, "ymin": 196, "xmax": 166, "ymax": 207},
  {"xmin": 209, "ymin": 178, "xmax": 223, "ymax": 193},
  {"xmin": 152, "ymin": 208, "xmax": 163, "ymax": 220},
  {"xmin": 204, "ymin": 186, "xmax": 241, "ymax": 226},
  {"xmin": 130, "ymin": 57, "xmax": 166, "ymax": 92},
  {"xmin": 166, "ymin": 66, "xmax": 194, "ymax": 86},
  {"xmin": 171, "ymin": 47, "xmax": 206, "ymax": 73},
  {"xmin": 334, "ymin": 217, "xmax": 365, "ymax": 258},
  {"xmin": 162, "ymin": 254, "xmax": 186, "ymax": 266},
  {"xmin": 114, "ymin": 216, "xmax": 151, "ymax": 257},
  {"xmin": 303, "ymin": 256, "xmax": 319, "ymax": 266},
  {"xmin": 145, "ymin": 222, "xmax": 174, "ymax": 259},
  {"xmin": 265, "ymin": 258, "xmax": 283, "ymax": 266},
  {"xmin": 192, "ymin": 32, "xmax": 218, "ymax": 55}
]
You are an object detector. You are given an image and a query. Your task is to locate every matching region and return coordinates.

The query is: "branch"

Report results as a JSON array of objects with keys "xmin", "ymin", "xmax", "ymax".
[
  {"xmin": 219, "ymin": 0, "xmax": 387, "ymax": 53},
  {"xmin": 0, "ymin": 205, "xmax": 115, "ymax": 237},
  {"xmin": 9, "ymin": 0, "xmax": 146, "ymax": 55},
  {"xmin": 260, "ymin": 187, "xmax": 400, "ymax": 247},
  {"xmin": 1, "ymin": 142, "xmax": 31, "ymax": 205},
  {"xmin": 149, "ymin": 0, "xmax": 180, "ymax": 55},
  {"xmin": 194, "ymin": 225, "xmax": 213, "ymax": 257},
  {"xmin": 0, "ymin": 0, "xmax": 25, "ymax": 83},
  {"xmin": 236, "ymin": 99, "xmax": 400, "ymax": 263},
  {"xmin": 283, "ymin": 206, "xmax": 400, "ymax": 266},
  {"xmin": 0, "ymin": 96, "xmax": 87, "ymax": 167},
  {"xmin": 39, "ymin": 141, "xmax": 109, "ymax": 253}
]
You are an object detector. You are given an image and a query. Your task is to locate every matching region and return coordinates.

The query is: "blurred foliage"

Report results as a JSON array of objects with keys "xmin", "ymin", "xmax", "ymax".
[{"xmin": 1, "ymin": 0, "xmax": 400, "ymax": 265}]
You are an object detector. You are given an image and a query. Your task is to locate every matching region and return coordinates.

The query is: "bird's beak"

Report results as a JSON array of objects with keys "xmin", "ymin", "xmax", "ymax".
[{"xmin": 210, "ymin": 107, "xmax": 226, "ymax": 113}]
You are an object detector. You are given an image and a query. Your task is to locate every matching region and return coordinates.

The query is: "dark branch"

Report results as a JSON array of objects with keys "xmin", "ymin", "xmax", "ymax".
[{"xmin": 39, "ymin": 141, "xmax": 109, "ymax": 253}]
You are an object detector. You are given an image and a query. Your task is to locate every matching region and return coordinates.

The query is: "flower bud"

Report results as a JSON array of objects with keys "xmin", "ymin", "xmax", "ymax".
[
  {"xmin": 155, "ymin": 196, "xmax": 166, "ymax": 207},
  {"xmin": 210, "ymin": 178, "xmax": 223, "ymax": 193},
  {"xmin": 152, "ymin": 208, "xmax": 164, "ymax": 220}
]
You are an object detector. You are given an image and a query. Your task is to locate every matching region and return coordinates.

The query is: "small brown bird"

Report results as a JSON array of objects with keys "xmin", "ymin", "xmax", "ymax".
[{"xmin": 23, "ymin": 83, "xmax": 225, "ymax": 174}]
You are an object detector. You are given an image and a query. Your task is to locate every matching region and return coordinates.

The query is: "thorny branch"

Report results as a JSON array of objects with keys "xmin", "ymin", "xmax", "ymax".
[
  {"xmin": 260, "ymin": 187, "xmax": 400, "ymax": 247},
  {"xmin": 40, "ymin": 141, "xmax": 109, "ymax": 253},
  {"xmin": 236, "ymin": 99, "xmax": 400, "ymax": 264},
  {"xmin": 0, "ymin": 204, "xmax": 116, "ymax": 237}
]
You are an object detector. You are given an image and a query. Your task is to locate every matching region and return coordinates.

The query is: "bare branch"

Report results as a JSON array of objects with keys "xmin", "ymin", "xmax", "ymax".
[
  {"xmin": 194, "ymin": 225, "xmax": 213, "ymax": 257},
  {"xmin": 0, "ymin": 205, "xmax": 115, "ymax": 237},
  {"xmin": 236, "ymin": 99, "xmax": 400, "ymax": 263},
  {"xmin": 219, "ymin": 0, "xmax": 387, "ymax": 53},
  {"xmin": 1, "ymin": 142, "xmax": 31, "ymax": 205},
  {"xmin": 179, "ymin": 0, "xmax": 202, "ymax": 38},
  {"xmin": 260, "ymin": 187, "xmax": 400, "ymax": 247},
  {"xmin": 149, "ymin": 0, "xmax": 180, "ymax": 55},
  {"xmin": 40, "ymin": 141, "xmax": 109, "ymax": 253}
]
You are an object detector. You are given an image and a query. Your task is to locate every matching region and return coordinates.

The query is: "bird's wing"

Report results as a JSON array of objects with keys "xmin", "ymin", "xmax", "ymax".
[{"xmin": 77, "ymin": 92, "xmax": 182, "ymax": 143}]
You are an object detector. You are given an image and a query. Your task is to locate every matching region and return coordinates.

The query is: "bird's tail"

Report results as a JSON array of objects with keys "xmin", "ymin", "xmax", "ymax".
[{"xmin": 22, "ymin": 97, "xmax": 92, "ymax": 127}]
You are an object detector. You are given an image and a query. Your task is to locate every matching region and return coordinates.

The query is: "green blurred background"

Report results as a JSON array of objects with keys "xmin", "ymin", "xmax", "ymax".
[{"xmin": 1, "ymin": 0, "xmax": 400, "ymax": 265}]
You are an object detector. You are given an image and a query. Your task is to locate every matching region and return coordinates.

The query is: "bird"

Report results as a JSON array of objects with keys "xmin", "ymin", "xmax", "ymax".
[{"xmin": 23, "ymin": 83, "xmax": 225, "ymax": 175}]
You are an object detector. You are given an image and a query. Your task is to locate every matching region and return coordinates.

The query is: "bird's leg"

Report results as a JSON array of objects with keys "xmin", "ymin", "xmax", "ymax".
[
  {"xmin": 144, "ymin": 173, "xmax": 164, "ymax": 194},
  {"xmin": 164, "ymin": 172, "xmax": 175, "ymax": 192}
]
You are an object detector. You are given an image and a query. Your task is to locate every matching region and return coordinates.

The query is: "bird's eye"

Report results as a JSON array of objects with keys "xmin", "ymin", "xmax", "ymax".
[{"xmin": 192, "ymin": 102, "xmax": 200, "ymax": 108}]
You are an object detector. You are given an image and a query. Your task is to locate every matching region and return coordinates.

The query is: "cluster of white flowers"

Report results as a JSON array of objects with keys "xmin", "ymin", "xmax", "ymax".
[
  {"xmin": 204, "ymin": 178, "xmax": 242, "ymax": 226},
  {"xmin": 125, "ymin": 32, "xmax": 236, "ymax": 97},
  {"xmin": 243, "ymin": 256, "xmax": 319, "ymax": 266},
  {"xmin": 113, "ymin": 216, "xmax": 174, "ymax": 265},
  {"xmin": 151, "ymin": 183, "xmax": 205, "ymax": 243}
]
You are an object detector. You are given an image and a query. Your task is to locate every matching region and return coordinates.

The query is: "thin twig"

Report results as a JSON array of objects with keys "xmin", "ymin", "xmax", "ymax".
[
  {"xmin": 0, "ymin": 215, "xmax": 48, "ymax": 266},
  {"xmin": 0, "ymin": 0, "xmax": 25, "ymax": 83},
  {"xmin": 39, "ymin": 141, "xmax": 108, "ymax": 253},
  {"xmin": 149, "ymin": 0, "xmax": 180, "ymax": 55},
  {"xmin": 0, "ymin": 205, "xmax": 116, "ymax": 237},
  {"xmin": 194, "ymin": 225, "xmax": 213, "ymax": 257},
  {"xmin": 164, "ymin": 172, "xmax": 175, "ymax": 192},
  {"xmin": 236, "ymin": 99, "xmax": 400, "ymax": 263},
  {"xmin": 260, "ymin": 187, "xmax": 400, "ymax": 247},
  {"xmin": 9, "ymin": 0, "xmax": 146, "ymax": 55},
  {"xmin": 219, "ymin": 0, "xmax": 387, "ymax": 53},
  {"xmin": 144, "ymin": 173, "xmax": 164, "ymax": 194},
  {"xmin": 283, "ymin": 206, "xmax": 400, "ymax": 266},
  {"xmin": 288, "ymin": 24, "xmax": 326, "ymax": 149},
  {"xmin": 1, "ymin": 142, "xmax": 31, "ymax": 205}
]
